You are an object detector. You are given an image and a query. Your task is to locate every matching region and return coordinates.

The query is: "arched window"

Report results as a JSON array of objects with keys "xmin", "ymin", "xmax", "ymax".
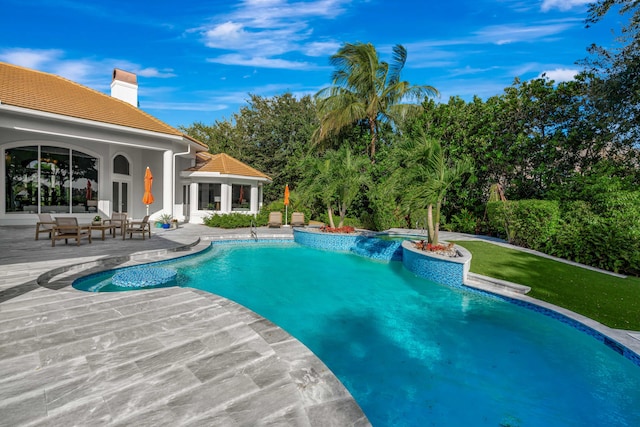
[{"xmin": 113, "ymin": 155, "xmax": 130, "ymax": 175}]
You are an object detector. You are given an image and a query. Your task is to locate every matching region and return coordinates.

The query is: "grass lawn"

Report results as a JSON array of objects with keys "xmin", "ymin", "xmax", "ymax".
[{"xmin": 456, "ymin": 240, "xmax": 640, "ymax": 331}]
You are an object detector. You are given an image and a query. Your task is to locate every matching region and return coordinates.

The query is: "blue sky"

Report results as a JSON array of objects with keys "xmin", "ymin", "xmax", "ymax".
[{"xmin": 0, "ymin": 0, "xmax": 619, "ymax": 128}]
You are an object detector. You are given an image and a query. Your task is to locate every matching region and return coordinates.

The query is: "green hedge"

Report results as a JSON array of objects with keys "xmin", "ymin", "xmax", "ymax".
[
  {"xmin": 549, "ymin": 194, "xmax": 640, "ymax": 275},
  {"xmin": 486, "ymin": 193, "xmax": 640, "ymax": 275},
  {"xmin": 203, "ymin": 212, "xmax": 260, "ymax": 228},
  {"xmin": 487, "ymin": 199, "xmax": 560, "ymax": 251},
  {"xmin": 203, "ymin": 200, "xmax": 313, "ymax": 229}
]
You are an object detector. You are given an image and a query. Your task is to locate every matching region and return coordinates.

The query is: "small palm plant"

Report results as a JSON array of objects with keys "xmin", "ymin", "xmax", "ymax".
[{"xmin": 159, "ymin": 213, "xmax": 172, "ymax": 224}]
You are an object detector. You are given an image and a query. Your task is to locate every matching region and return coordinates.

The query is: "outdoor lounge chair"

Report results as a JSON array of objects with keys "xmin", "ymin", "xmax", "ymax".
[
  {"xmin": 291, "ymin": 212, "xmax": 305, "ymax": 227},
  {"xmin": 52, "ymin": 217, "xmax": 91, "ymax": 246},
  {"xmin": 123, "ymin": 215, "xmax": 151, "ymax": 240},
  {"xmin": 35, "ymin": 213, "xmax": 56, "ymax": 240},
  {"xmin": 268, "ymin": 211, "xmax": 282, "ymax": 228},
  {"xmin": 103, "ymin": 212, "xmax": 127, "ymax": 236}
]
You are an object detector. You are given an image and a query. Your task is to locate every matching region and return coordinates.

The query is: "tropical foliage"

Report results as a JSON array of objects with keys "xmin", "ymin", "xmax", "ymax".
[
  {"xmin": 314, "ymin": 42, "xmax": 438, "ymax": 162},
  {"xmin": 181, "ymin": 22, "xmax": 640, "ymax": 274}
]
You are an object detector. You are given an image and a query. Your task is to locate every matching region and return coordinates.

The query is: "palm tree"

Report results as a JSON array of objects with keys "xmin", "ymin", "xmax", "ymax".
[
  {"xmin": 390, "ymin": 132, "xmax": 473, "ymax": 244},
  {"xmin": 314, "ymin": 42, "xmax": 438, "ymax": 162},
  {"xmin": 331, "ymin": 148, "xmax": 371, "ymax": 227},
  {"xmin": 299, "ymin": 147, "xmax": 370, "ymax": 227}
]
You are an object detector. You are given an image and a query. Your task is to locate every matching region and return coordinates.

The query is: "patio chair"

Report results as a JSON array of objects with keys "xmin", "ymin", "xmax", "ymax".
[
  {"xmin": 52, "ymin": 217, "xmax": 92, "ymax": 246},
  {"xmin": 103, "ymin": 212, "xmax": 127, "ymax": 236},
  {"xmin": 123, "ymin": 215, "xmax": 151, "ymax": 240},
  {"xmin": 267, "ymin": 211, "xmax": 282, "ymax": 228},
  {"xmin": 290, "ymin": 212, "xmax": 305, "ymax": 227},
  {"xmin": 35, "ymin": 213, "xmax": 56, "ymax": 240}
]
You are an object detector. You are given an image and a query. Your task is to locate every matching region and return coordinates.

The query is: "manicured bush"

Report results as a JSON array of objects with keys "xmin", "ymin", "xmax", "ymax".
[
  {"xmin": 486, "ymin": 199, "xmax": 560, "ymax": 251},
  {"xmin": 550, "ymin": 194, "xmax": 640, "ymax": 275},
  {"xmin": 203, "ymin": 213, "xmax": 256, "ymax": 228}
]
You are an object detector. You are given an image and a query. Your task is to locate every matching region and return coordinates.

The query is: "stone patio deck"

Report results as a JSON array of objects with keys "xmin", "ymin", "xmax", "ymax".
[{"xmin": 0, "ymin": 224, "xmax": 370, "ymax": 426}]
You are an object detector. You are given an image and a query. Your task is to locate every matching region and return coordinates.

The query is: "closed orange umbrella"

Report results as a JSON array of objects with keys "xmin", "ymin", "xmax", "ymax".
[
  {"xmin": 284, "ymin": 184, "xmax": 290, "ymax": 226},
  {"xmin": 142, "ymin": 167, "xmax": 154, "ymax": 215}
]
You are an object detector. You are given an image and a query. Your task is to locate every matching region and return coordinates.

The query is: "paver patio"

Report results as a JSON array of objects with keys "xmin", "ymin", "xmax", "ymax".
[{"xmin": 0, "ymin": 224, "xmax": 370, "ymax": 426}]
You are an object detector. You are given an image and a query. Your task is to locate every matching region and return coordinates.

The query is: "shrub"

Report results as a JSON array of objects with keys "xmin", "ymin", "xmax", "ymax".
[
  {"xmin": 550, "ymin": 195, "xmax": 640, "ymax": 275},
  {"xmin": 204, "ymin": 201, "xmax": 315, "ymax": 229},
  {"xmin": 203, "ymin": 213, "xmax": 255, "ymax": 228},
  {"xmin": 487, "ymin": 199, "xmax": 560, "ymax": 251},
  {"xmin": 443, "ymin": 208, "xmax": 478, "ymax": 234}
]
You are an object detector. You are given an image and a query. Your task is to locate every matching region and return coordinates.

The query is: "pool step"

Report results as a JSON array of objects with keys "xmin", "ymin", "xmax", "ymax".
[{"xmin": 464, "ymin": 272, "xmax": 531, "ymax": 294}]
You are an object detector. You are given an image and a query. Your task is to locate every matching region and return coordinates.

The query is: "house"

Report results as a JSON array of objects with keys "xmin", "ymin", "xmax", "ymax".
[{"xmin": 0, "ymin": 62, "xmax": 271, "ymax": 226}]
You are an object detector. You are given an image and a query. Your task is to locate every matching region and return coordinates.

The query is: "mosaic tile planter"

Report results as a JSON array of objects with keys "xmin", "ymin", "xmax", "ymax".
[
  {"xmin": 293, "ymin": 228, "xmax": 361, "ymax": 253},
  {"xmin": 401, "ymin": 240, "xmax": 471, "ymax": 287}
]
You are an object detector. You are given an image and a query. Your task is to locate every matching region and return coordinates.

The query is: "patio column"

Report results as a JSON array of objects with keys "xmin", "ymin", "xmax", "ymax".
[
  {"xmin": 220, "ymin": 183, "xmax": 230, "ymax": 213},
  {"xmin": 250, "ymin": 184, "xmax": 258, "ymax": 213},
  {"xmin": 163, "ymin": 150, "xmax": 172, "ymax": 214}
]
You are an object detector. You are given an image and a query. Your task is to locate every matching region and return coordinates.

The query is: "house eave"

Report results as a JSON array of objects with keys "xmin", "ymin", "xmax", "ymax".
[
  {"xmin": 0, "ymin": 103, "xmax": 186, "ymax": 141},
  {"xmin": 181, "ymin": 170, "xmax": 272, "ymax": 183}
]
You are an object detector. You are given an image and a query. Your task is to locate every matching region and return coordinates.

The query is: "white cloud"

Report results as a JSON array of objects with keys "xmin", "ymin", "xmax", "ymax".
[
  {"xmin": 207, "ymin": 54, "xmax": 316, "ymax": 70},
  {"xmin": 540, "ymin": 67, "xmax": 579, "ymax": 81},
  {"xmin": 142, "ymin": 100, "xmax": 228, "ymax": 111},
  {"xmin": 137, "ymin": 67, "xmax": 176, "ymax": 78},
  {"xmin": 0, "ymin": 48, "xmax": 63, "ymax": 69},
  {"xmin": 474, "ymin": 22, "xmax": 573, "ymax": 45},
  {"xmin": 303, "ymin": 41, "xmax": 341, "ymax": 57},
  {"xmin": 541, "ymin": 0, "xmax": 592, "ymax": 12},
  {"xmin": 196, "ymin": 0, "xmax": 349, "ymax": 68}
]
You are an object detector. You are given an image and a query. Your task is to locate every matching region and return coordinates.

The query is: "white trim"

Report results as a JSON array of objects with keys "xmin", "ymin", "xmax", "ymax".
[
  {"xmin": 13, "ymin": 126, "xmax": 170, "ymax": 151},
  {"xmin": 180, "ymin": 170, "xmax": 271, "ymax": 182},
  {"xmin": 2, "ymin": 103, "xmax": 185, "ymax": 141}
]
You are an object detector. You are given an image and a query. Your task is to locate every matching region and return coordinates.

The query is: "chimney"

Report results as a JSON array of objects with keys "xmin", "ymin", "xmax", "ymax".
[{"xmin": 110, "ymin": 68, "xmax": 138, "ymax": 107}]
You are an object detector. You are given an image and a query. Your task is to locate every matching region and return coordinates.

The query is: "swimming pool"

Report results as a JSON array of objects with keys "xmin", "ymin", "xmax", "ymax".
[{"xmin": 74, "ymin": 242, "xmax": 640, "ymax": 426}]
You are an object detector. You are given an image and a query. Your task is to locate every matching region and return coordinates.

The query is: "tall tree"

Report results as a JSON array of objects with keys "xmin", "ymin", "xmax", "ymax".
[
  {"xmin": 180, "ymin": 93, "xmax": 318, "ymax": 202},
  {"xmin": 314, "ymin": 42, "xmax": 438, "ymax": 162},
  {"xmin": 583, "ymin": 0, "xmax": 640, "ymax": 157}
]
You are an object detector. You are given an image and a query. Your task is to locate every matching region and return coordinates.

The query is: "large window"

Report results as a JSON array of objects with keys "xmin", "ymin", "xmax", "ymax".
[
  {"xmin": 232, "ymin": 184, "xmax": 251, "ymax": 211},
  {"xmin": 5, "ymin": 146, "xmax": 98, "ymax": 214},
  {"xmin": 198, "ymin": 183, "xmax": 221, "ymax": 210}
]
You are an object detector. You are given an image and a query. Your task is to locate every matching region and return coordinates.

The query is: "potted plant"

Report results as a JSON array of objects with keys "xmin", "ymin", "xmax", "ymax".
[
  {"xmin": 159, "ymin": 213, "xmax": 172, "ymax": 229},
  {"xmin": 92, "ymin": 215, "xmax": 102, "ymax": 226}
]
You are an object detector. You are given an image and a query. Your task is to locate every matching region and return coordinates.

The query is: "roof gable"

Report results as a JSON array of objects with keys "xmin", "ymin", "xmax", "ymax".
[
  {"xmin": 187, "ymin": 152, "xmax": 271, "ymax": 180},
  {"xmin": 0, "ymin": 62, "xmax": 204, "ymax": 146}
]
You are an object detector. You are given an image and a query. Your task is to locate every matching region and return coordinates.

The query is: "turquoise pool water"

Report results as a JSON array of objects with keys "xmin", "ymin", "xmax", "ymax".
[{"xmin": 75, "ymin": 243, "xmax": 640, "ymax": 426}]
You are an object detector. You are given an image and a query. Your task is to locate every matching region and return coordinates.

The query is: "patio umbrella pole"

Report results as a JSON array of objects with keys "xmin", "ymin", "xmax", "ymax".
[{"xmin": 284, "ymin": 184, "xmax": 290, "ymax": 227}]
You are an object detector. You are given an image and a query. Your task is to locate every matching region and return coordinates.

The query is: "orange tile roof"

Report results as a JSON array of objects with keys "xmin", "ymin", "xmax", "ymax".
[
  {"xmin": 0, "ymin": 62, "xmax": 206, "ymax": 147},
  {"xmin": 187, "ymin": 152, "xmax": 271, "ymax": 180}
]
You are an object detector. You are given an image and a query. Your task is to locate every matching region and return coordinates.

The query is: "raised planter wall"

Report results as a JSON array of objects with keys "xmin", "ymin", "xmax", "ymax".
[
  {"xmin": 401, "ymin": 240, "xmax": 471, "ymax": 287},
  {"xmin": 294, "ymin": 229, "xmax": 471, "ymax": 286},
  {"xmin": 293, "ymin": 228, "xmax": 360, "ymax": 252}
]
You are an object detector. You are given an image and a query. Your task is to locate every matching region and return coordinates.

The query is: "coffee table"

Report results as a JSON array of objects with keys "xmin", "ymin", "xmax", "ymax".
[{"xmin": 89, "ymin": 224, "xmax": 116, "ymax": 240}]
